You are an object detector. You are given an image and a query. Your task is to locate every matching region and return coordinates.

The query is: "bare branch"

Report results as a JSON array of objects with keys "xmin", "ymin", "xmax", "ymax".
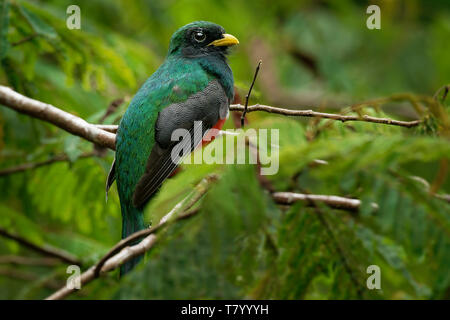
[
  {"xmin": 94, "ymin": 103, "xmax": 421, "ymax": 133},
  {"xmin": 46, "ymin": 175, "xmax": 217, "ymax": 300},
  {"xmin": 436, "ymin": 193, "xmax": 450, "ymax": 203},
  {"xmin": 0, "ymin": 255, "xmax": 60, "ymax": 267},
  {"xmin": 241, "ymin": 60, "xmax": 262, "ymax": 127},
  {"xmin": 0, "ymin": 268, "xmax": 63, "ymax": 290},
  {"xmin": 433, "ymin": 84, "xmax": 449, "ymax": 102},
  {"xmin": 230, "ymin": 104, "xmax": 421, "ymax": 128},
  {"xmin": 46, "ymin": 175, "xmax": 377, "ymax": 300},
  {"xmin": 0, "ymin": 86, "xmax": 420, "ymax": 157},
  {"xmin": 272, "ymin": 192, "xmax": 378, "ymax": 212},
  {"xmin": 94, "ymin": 124, "xmax": 117, "ymax": 133},
  {"xmin": 0, "ymin": 227, "xmax": 81, "ymax": 265},
  {"xmin": 0, "ymin": 152, "xmax": 96, "ymax": 177},
  {"xmin": 93, "ymin": 174, "xmax": 217, "ymax": 277},
  {"xmin": 0, "ymin": 86, "xmax": 116, "ymax": 149},
  {"xmin": 11, "ymin": 33, "xmax": 39, "ymax": 46},
  {"xmin": 99, "ymin": 98, "xmax": 124, "ymax": 123}
]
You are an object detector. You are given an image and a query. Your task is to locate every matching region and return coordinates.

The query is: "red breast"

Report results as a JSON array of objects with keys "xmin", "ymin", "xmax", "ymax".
[{"xmin": 201, "ymin": 118, "xmax": 226, "ymax": 146}]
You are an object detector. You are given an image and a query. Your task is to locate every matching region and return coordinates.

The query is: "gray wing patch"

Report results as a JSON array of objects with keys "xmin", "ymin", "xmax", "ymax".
[
  {"xmin": 132, "ymin": 80, "xmax": 229, "ymax": 208},
  {"xmin": 155, "ymin": 79, "xmax": 228, "ymax": 148}
]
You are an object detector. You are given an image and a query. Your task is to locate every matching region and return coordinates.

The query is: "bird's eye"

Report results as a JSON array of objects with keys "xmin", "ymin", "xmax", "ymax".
[{"xmin": 193, "ymin": 31, "xmax": 206, "ymax": 43}]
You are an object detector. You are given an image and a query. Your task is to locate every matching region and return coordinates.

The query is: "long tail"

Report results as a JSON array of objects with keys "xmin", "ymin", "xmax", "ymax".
[{"xmin": 120, "ymin": 206, "xmax": 145, "ymax": 276}]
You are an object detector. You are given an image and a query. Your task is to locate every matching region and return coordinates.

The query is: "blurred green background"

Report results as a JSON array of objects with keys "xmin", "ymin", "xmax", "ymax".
[{"xmin": 0, "ymin": 0, "xmax": 449, "ymax": 299}]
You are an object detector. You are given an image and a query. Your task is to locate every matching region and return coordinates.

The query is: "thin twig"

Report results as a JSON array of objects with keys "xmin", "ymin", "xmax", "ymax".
[
  {"xmin": 93, "ymin": 207, "xmax": 200, "ymax": 278},
  {"xmin": 406, "ymin": 175, "xmax": 450, "ymax": 203},
  {"xmin": 11, "ymin": 34, "xmax": 39, "ymax": 46},
  {"xmin": 93, "ymin": 101, "xmax": 421, "ymax": 134},
  {"xmin": 0, "ymin": 255, "xmax": 60, "ymax": 267},
  {"xmin": 231, "ymin": 104, "xmax": 421, "ymax": 128},
  {"xmin": 0, "ymin": 152, "xmax": 95, "ymax": 177},
  {"xmin": 433, "ymin": 84, "xmax": 449, "ymax": 102},
  {"xmin": 0, "ymin": 227, "xmax": 81, "ymax": 265},
  {"xmin": 99, "ymin": 98, "xmax": 124, "ymax": 124},
  {"xmin": 272, "ymin": 192, "xmax": 378, "ymax": 212},
  {"xmin": 241, "ymin": 60, "xmax": 262, "ymax": 127},
  {"xmin": 0, "ymin": 85, "xmax": 422, "ymax": 158},
  {"xmin": 46, "ymin": 209, "xmax": 202, "ymax": 301},
  {"xmin": 0, "ymin": 268, "xmax": 63, "ymax": 290},
  {"xmin": 46, "ymin": 182, "xmax": 377, "ymax": 300}
]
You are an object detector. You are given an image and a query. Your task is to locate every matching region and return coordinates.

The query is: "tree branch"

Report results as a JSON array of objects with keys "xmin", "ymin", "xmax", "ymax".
[
  {"xmin": 93, "ymin": 174, "xmax": 217, "ymax": 277},
  {"xmin": 0, "ymin": 255, "xmax": 60, "ymax": 267},
  {"xmin": 0, "ymin": 152, "xmax": 96, "ymax": 177},
  {"xmin": 46, "ymin": 177, "xmax": 377, "ymax": 300},
  {"xmin": 0, "ymin": 227, "xmax": 81, "ymax": 265},
  {"xmin": 230, "ymin": 104, "xmax": 421, "ymax": 128},
  {"xmin": 272, "ymin": 192, "xmax": 378, "ymax": 212},
  {"xmin": 11, "ymin": 34, "xmax": 39, "ymax": 47},
  {"xmin": 0, "ymin": 268, "xmax": 63, "ymax": 290},
  {"xmin": 46, "ymin": 175, "xmax": 216, "ymax": 300},
  {"xmin": 94, "ymin": 124, "xmax": 118, "ymax": 133},
  {"xmin": 241, "ymin": 60, "xmax": 262, "ymax": 127},
  {"xmin": 0, "ymin": 85, "xmax": 420, "ymax": 158},
  {"xmin": 0, "ymin": 86, "xmax": 116, "ymax": 150},
  {"xmin": 95, "ymin": 103, "xmax": 421, "ymax": 131}
]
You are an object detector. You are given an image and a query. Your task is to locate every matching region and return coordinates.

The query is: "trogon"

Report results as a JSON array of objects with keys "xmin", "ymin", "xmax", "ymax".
[{"xmin": 106, "ymin": 21, "xmax": 239, "ymax": 275}]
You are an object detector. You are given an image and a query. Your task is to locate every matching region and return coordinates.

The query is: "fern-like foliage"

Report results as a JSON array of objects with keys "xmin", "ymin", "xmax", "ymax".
[{"xmin": 0, "ymin": 0, "xmax": 449, "ymax": 300}]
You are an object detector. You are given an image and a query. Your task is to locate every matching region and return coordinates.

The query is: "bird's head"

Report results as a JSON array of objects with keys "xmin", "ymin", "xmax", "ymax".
[{"xmin": 168, "ymin": 21, "xmax": 239, "ymax": 58}]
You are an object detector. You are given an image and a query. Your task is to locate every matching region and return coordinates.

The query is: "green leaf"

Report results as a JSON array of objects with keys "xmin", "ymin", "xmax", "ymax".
[{"xmin": 18, "ymin": 4, "xmax": 57, "ymax": 39}]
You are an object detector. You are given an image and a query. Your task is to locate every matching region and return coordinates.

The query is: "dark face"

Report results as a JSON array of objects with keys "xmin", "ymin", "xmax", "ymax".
[{"xmin": 168, "ymin": 21, "xmax": 239, "ymax": 58}]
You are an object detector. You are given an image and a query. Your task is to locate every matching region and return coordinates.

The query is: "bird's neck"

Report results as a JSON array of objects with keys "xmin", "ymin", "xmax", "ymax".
[
  {"xmin": 196, "ymin": 54, "xmax": 234, "ymax": 100},
  {"xmin": 166, "ymin": 52, "xmax": 234, "ymax": 101}
]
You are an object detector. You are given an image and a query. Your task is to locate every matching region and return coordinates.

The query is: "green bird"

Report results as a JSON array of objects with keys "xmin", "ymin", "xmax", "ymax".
[{"xmin": 106, "ymin": 21, "xmax": 239, "ymax": 275}]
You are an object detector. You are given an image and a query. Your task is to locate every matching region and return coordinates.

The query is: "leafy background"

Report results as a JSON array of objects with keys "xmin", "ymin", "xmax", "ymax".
[{"xmin": 0, "ymin": 0, "xmax": 449, "ymax": 299}]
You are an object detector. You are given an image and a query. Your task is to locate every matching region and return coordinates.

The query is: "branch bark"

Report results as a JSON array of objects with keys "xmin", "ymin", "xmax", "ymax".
[
  {"xmin": 230, "ymin": 104, "xmax": 421, "ymax": 128},
  {"xmin": 11, "ymin": 33, "xmax": 39, "ymax": 47},
  {"xmin": 0, "ymin": 86, "xmax": 116, "ymax": 150},
  {"xmin": 93, "ymin": 174, "xmax": 217, "ymax": 277},
  {"xmin": 0, "ymin": 152, "xmax": 96, "ymax": 177},
  {"xmin": 0, "ymin": 83, "xmax": 425, "ymax": 300},
  {"xmin": 46, "ymin": 175, "xmax": 217, "ymax": 300},
  {"xmin": 0, "ymin": 85, "xmax": 420, "ymax": 157},
  {"xmin": 272, "ymin": 192, "xmax": 378, "ymax": 212},
  {"xmin": 0, "ymin": 268, "xmax": 63, "ymax": 290},
  {"xmin": 94, "ymin": 124, "xmax": 118, "ymax": 133},
  {"xmin": 46, "ymin": 179, "xmax": 378, "ymax": 300},
  {"xmin": 95, "ymin": 104, "xmax": 421, "ymax": 131},
  {"xmin": 0, "ymin": 255, "xmax": 60, "ymax": 266},
  {"xmin": 0, "ymin": 227, "xmax": 81, "ymax": 265}
]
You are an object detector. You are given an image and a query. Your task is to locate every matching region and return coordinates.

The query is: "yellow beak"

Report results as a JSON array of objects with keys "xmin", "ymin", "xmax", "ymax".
[{"xmin": 208, "ymin": 33, "xmax": 239, "ymax": 47}]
